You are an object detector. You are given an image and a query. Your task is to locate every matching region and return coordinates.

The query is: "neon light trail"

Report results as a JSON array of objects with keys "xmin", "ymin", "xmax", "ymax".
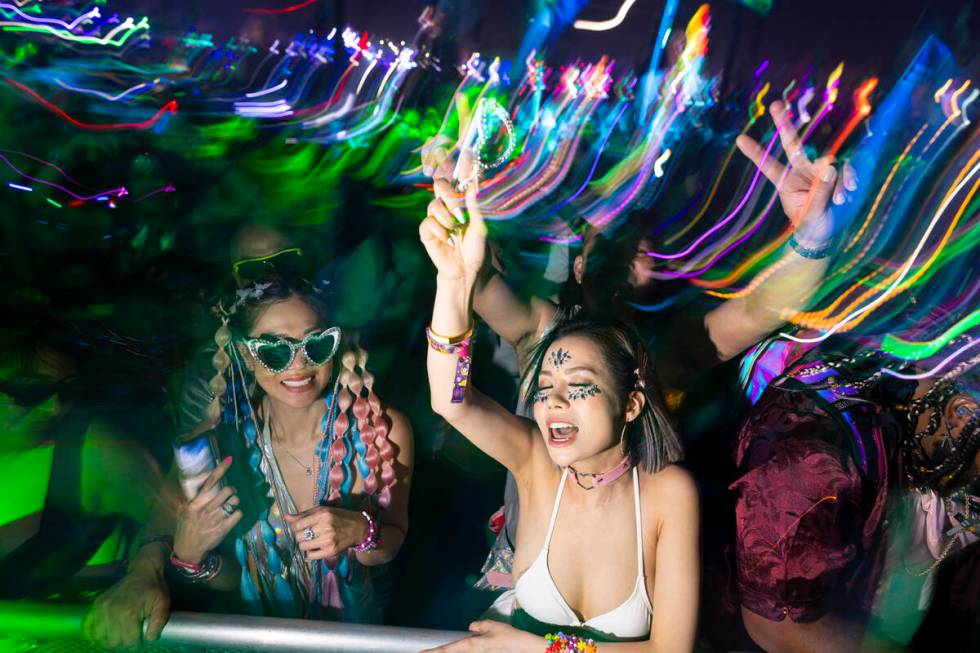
[{"xmin": 0, "ymin": 3, "xmax": 976, "ymax": 650}]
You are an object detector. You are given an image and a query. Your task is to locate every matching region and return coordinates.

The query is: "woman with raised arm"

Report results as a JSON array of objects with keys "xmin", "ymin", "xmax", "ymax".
[{"xmin": 419, "ymin": 185, "xmax": 700, "ymax": 653}]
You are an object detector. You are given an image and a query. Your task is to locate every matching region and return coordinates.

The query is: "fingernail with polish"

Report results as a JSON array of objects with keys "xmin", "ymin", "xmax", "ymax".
[{"xmin": 223, "ymin": 456, "xmax": 233, "ymax": 464}]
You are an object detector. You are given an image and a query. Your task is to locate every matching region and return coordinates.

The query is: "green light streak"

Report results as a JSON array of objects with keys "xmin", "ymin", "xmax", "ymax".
[
  {"xmin": 0, "ymin": 601, "xmax": 84, "ymax": 638},
  {"xmin": 0, "ymin": 445, "xmax": 53, "ymax": 525},
  {"xmin": 882, "ymin": 309, "xmax": 980, "ymax": 359},
  {"xmin": 3, "ymin": 17, "xmax": 149, "ymax": 48},
  {"xmin": 45, "ymin": 198, "xmax": 62, "ymax": 208}
]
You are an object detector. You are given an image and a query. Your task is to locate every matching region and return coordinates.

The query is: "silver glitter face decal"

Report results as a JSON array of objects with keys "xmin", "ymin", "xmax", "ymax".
[
  {"xmin": 547, "ymin": 347, "xmax": 571, "ymax": 369},
  {"xmin": 568, "ymin": 384, "xmax": 602, "ymax": 401}
]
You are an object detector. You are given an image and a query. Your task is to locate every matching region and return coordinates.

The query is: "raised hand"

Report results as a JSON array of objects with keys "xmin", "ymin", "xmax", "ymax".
[
  {"xmin": 173, "ymin": 457, "xmax": 242, "ymax": 564},
  {"xmin": 419, "ymin": 168, "xmax": 487, "ymax": 283},
  {"xmin": 736, "ymin": 101, "xmax": 853, "ymax": 244},
  {"xmin": 421, "ymin": 92, "xmax": 475, "ymax": 180}
]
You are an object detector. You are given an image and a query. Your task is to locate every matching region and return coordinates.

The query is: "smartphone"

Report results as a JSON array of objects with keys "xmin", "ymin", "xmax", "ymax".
[{"xmin": 174, "ymin": 431, "xmax": 224, "ymax": 501}]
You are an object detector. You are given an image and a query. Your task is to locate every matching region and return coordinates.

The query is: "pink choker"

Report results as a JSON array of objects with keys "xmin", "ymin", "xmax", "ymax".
[{"xmin": 569, "ymin": 456, "xmax": 632, "ymax": 490}]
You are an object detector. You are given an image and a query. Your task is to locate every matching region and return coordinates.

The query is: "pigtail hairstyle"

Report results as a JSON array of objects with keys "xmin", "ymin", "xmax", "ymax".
[
  {"xmin": 207, "ymin": 313, "xmax": 235, "ymax": 425},
  {"xmin": 334, "ymin": 346, "xmax": 395, "ymax": 507},
  {"xmin": 215, "ymin": 276, "xmax": 396, "ymax": 507}
]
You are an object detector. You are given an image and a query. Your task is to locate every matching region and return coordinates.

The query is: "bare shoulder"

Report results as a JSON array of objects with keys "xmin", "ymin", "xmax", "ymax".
[{"xmin": 639, "ymin": 464, "xmax": 700, "ymax": 524}]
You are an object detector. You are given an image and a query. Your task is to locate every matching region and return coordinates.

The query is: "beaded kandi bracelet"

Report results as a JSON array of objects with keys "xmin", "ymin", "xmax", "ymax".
[
  {"xmin": 426, "ymin": 325, "xmax": 473, "ymax": 403},
  {"xmin": 545, "ymin": 632, "xmax": 597, "ymax": 653},
  {"xmin": 352, "ymin": 510, "xmax": 380, "ymax": 552}
]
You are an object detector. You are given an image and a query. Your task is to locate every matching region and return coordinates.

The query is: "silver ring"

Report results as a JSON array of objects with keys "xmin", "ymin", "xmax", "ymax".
[
  {"xmin": 221, "ymin": 501, "xmax": 235, "ymax": 516},
  {"xmin": 303, "ymin": 526, "xmax": 315, "ymax": 541}
]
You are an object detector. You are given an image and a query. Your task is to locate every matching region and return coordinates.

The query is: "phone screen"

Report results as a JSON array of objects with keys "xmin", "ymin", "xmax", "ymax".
[{"xmin": 174, "ymin": 432, "xmax": 224, "ymax": 500}]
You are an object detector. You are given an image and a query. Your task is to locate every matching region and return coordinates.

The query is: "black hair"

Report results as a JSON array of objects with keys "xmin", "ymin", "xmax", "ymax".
[{"xmin": 522, "ymin": 315, "xmax": 683, "ymax": 473}]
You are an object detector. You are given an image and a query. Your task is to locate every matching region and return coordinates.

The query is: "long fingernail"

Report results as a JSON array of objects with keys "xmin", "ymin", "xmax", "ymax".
[
  {"xmin": 451, "ymin": 207, "xmax": 466, "ymax": 223},
  {"xmin": 821, "ymin": 166, "xmax": 836, "ymax": 182},
  {"xmin": 223, "ymin": 456, "xmax": 232, "ymax": 464}
]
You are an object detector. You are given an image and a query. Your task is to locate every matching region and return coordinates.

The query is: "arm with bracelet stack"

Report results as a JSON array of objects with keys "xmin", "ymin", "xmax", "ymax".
[
  {"xmin": 419, "ymin": 174, "xmax": 698, "ymax": 652},
  {"xmin": 420, "ymin": 177, "xmax": 539, "ymax": 476}
]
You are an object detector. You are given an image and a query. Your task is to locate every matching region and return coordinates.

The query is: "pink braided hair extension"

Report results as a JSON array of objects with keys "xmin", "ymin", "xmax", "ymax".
[
  {"xmin": 328, "ymin": 365, "xmax": 353, "ymax": 503},
  {"xmin": 357, "ymin": 348, "xmax": 395, "ymax": 508},
  {"xmin": 343, "ymin": 350, "xmax": 380, "ymax": 497}
]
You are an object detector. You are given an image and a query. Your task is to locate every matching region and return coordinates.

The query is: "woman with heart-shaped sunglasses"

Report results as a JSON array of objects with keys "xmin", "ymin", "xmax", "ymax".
[{"xmin": 86, "ymin": 276, "xmax": 414, "ymax": 642}]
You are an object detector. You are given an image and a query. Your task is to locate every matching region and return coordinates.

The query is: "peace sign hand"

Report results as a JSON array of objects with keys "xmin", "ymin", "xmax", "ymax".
[{"xmin": 736, "ymin": 101, "xmax": 854, "ymax": 244}]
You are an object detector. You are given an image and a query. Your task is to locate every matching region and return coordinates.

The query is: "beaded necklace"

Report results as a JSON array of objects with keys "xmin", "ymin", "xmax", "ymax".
[
  {"xmin": 903, "ymin": 490, "xmax": 979, "ymax": 577},
  {"xmin": 775, "ymin": 352, "xmax": 980, "ymax": 578}
]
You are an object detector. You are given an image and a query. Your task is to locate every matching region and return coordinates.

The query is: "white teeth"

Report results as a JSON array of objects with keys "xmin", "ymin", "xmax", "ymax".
[
  {"xmin": 548, "ymin": 422, "xmax": 578, "ymax": 442},
  {"xmin": 282, "ymin": 377, "xmax": 313, "ymax": 388}
]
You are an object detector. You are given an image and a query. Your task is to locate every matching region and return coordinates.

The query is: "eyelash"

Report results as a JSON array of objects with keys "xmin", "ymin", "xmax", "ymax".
[
  {"xmin": 533, "ymin": 384, "xmax": 599, "ymax": 403},
  {"xmin": 568, "ymin": 384, "xmax": 601, "ymax": 401}
]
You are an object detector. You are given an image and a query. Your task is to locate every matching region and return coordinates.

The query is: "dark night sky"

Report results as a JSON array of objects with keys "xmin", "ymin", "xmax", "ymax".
[{"xmin": 116, "ymin": 0, "xmax": 974, "ymax": 89}]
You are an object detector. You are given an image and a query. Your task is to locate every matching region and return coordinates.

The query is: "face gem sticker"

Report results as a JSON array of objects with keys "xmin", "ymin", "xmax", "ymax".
[
  {"xmin": 547, "ymin": 347, "xmax": 571, "ymax": 369},
  {"xmin": 568, "ymin": 385, "xmax": 602, "ymax": 401}
]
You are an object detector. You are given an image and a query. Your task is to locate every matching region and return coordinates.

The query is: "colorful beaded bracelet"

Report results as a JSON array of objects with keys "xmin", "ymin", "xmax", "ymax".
[
  {"xmin": 352, "ymin": 510, "xmax": 380, "ymax": 552},
  {"xmin": 169, "ymin": 551, "xmax": 222, "ymax": 583},
  {"xmin": 545, "ymin": 632, "xmax": 597, "ymax": 653},
  {"xmin": 426, "ymin": 326, "xmax": 472, "ymax": 404}
]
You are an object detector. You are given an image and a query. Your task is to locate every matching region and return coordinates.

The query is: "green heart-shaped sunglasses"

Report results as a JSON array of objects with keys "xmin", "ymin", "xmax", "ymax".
[{"xmin": 241, "ymin": 327, "xmax": 341, "ymax": 374}]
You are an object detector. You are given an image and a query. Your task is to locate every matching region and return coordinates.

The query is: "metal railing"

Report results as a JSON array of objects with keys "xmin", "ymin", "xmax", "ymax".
[{"xmin": 0, "ymin": 601, "xmax": 470, "ymax": 652}]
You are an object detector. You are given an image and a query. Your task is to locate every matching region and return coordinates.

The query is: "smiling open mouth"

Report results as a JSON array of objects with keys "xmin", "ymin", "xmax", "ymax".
[
  {"xmin": 281, "ymin": 375, "xmax": 315, "ymax": 390},
  {"xmin": 548, "ymin": 421, "xmax": 579, "ymax": 445}
]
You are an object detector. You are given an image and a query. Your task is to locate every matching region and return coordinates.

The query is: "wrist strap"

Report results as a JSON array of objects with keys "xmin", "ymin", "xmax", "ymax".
[
  {"xmin": 789, "ymin": 233, "xmax": 832, "ymax": 260},
  {"xmin": 169, "ymin": 551, "xmax": 222, "ymax": 582},
  {"xmin": 426, "ymin": 326, "xmax": 473, "ymax": 403}
]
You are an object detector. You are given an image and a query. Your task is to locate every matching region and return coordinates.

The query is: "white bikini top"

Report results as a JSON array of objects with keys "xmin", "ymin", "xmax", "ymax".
[{"xmin": 513, "ymin": 466, "xmax": 653, "ymax": 639}]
